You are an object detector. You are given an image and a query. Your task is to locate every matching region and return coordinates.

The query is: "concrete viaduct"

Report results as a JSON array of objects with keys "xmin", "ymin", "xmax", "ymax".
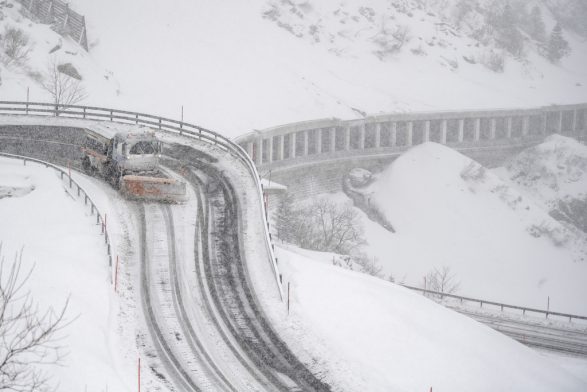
[{"xmin": 235, "ymin": 103, "xmax": 587, "ymax": 197}]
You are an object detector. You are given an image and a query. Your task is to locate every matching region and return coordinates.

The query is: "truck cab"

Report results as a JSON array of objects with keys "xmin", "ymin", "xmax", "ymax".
[{"xmin": 109, "ymin": 130, "xmax": 162, "ymax": 174}]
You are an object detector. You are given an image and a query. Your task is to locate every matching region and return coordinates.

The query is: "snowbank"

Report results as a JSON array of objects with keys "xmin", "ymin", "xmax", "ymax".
[
  {"xmin": 0, "ymin": 157, "xmax": 132, "ymax": 391},
  {"xmin": 273, "ymin": 245, "xmax": 587, "ymax": 392}
]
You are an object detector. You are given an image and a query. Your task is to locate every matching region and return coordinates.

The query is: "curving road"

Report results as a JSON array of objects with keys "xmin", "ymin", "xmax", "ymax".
[{"xmin": 134, "ymin": 150, "xmax": 332, "ymax": 391}]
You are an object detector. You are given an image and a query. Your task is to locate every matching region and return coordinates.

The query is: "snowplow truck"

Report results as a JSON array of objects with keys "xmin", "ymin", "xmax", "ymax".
[{"xmin": 81, "ymin": 128, "xmax": 186, "ymax": 202}]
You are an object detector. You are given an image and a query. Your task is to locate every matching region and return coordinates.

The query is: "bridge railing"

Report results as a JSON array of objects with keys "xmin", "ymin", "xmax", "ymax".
[
  {"xmin": 0, "ymin": 101, "xmax": 285, "ymax": 300},
  {"xmin": 235, "ymin": 103, "xmax": 587, "ymax": 167},
  {"xmin": 401, "ymin": 284, "xmax": 587, "ymax": 323}
]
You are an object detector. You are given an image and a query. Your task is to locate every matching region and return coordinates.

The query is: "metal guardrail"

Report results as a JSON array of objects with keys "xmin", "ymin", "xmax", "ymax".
[
  {"xmin": 0, "ymin": 101, "xmax": 284, "ymax": 300},
  {"xmin": 401, "ymin": 284, "xmax": 587, "ymax": 322},
  {"xmin": 0, "ymin": 152, "xmax": 113, "ymax": 267}
]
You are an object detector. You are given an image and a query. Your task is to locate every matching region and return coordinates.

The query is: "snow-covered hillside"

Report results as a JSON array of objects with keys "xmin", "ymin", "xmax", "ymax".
[
  {"xmin": 495, "ymin": 134, "xmax": 587, "ymax": 233},
  {"xmin": 0, "ymin": 157, "xmax": 132, "ymax": 391},
  {"xmin": 338, "ymin": 141, "xmax": 587, "ymax": 314},
  {"xmin": 268, "ymin": 244, "xmax": 587, "ymax": 392},
  {"xmin": 0, "ymin": 1, "xmax": 118, "ymax": 105},
  {"xmin": 2, "ymin": 0, "xmax": 586, "ymax": 136}
]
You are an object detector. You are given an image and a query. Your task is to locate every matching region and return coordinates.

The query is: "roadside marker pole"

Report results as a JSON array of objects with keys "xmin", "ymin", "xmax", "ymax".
[
  {"xmin": 114, "ymin": 255, "xmax": 119, "ymax": 292},
  {"xmin": 138, "ymin": 357, "xmax": 141, "ymax": 392}
]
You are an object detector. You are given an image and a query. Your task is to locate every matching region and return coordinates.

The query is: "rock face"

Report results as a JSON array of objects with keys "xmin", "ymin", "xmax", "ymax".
[
  {"xmin": 343, "ymin": 168, "xmax": 395, "ymax": 233},
  {"xmin": 348, "ymin": 168, "xmax": 373, "ymax": 188}
]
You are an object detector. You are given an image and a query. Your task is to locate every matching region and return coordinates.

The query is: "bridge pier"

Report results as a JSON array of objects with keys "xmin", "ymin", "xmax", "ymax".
[
  {"xmin": 330, "ymin": 127, "xmax": 336, "ymax": 153},
  {"xmin": 359, "ymin": 124, "xmax": 365, "ymax": 150},
  {"xmin": 506, "ymin": 117, "xmax": 512, "ymax": 139},
  {"xmin": 375, "ymin": 123, "xmax": 381, "ymax": 148},
  {"xmin": 406, "ymin": 122, "xmax": 413, "ymax": 147},
  {"xmin": 522, "ymin": 116, "xmax": 529, "ymax": 136},
  {"xmin": 268, "ymin": 136, "xmax": 274, "ymax": 163},
  {"xmin": 490, "ymin": 118, "xmax": 496, "ymax": 139},
  {"xmin": 424, "ymin": 121, "xmax": 430, "ymax": 142},
  {"xmin": 391, "ymin": 122, "xmax": 397, "ymax": 147},
  {"xmin": 344, "ymin": 125, "xmax": 351, "ymax": 151},
  {"xmin": 279, "ymin": 134, "xmax": 285, "ymax": 161},
  {"xmin": 290, "ymin": 132, "xmax": 296, "ymax": 158},
  {"xmin": 458, "ymin": 119, "xmax": 464, "ymax": 143},
  {"xmin": 440, "ymin": 120, "xmax": 447, "ymax": 144}
]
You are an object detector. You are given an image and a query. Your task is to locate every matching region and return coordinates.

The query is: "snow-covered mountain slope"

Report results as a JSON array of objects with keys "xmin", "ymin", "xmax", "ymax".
[
  {"xmin": 338, "ymin": 141, "xmax": 587, "ymax": 314},
  {"xmin": 3, "ymin": 0, "xmax": 586, "ymax": 136},
  {"xmin": 0, "ymin": 157, "xmax": 133, "ymax": 391},
  {"xmin": 494, "ymin": 134, "xmax": 587, "ymax": 233},
  {"xmin": 0, "ymin": 1, "xmax": 119, "ymax": 104},
  {"xmin": 270, "ymin": 244, "xmax": 587, "ymax": 392}
]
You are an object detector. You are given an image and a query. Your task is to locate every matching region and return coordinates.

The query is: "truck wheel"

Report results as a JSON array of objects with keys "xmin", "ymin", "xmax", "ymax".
[
  {"xmin": 106, "ymin": 165, "xmax": 122, "ymax": 189},
  {"xmin": 82, "ymin": 156, "xmax": 92, "ymax": 174}
]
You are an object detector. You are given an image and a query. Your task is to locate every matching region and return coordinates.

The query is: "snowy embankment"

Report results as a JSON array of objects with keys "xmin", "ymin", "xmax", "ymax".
[
  {"xmin": 494, "ymin": 134, "xmax": 587, "ymax": 233},
  {"xmin": 340, "ymin": 140, "xmax": 587, "ymax": 315},
  {"xmin": 0, "ymin": 157, "xmax": 133, "ymax": 391},
  {"xmin": 268, "ymin": 244, "xmax": 587, "ymax": 392}
]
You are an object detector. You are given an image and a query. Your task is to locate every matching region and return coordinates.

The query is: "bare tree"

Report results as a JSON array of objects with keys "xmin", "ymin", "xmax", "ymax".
[
  {"xmin": 41, "ymin": 59, "xmax": 87, "ymax": 108},
  {"xmin": 287, "ymin": 198, "xmax": 365, "ymax": 254},
  {"xmin": 425, "ymin": 266, "xmax": 460, "ymax": 295},
  {"xmin": 1, "ymin": 27, "xmax": 32, "ymax": 65},
  {"xmin": 0, "ymin": 247, "xmax": 70, "ymax": 392}
]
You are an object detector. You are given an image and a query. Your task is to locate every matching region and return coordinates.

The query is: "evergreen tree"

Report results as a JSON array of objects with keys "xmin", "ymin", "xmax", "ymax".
[
  {"xmin": 496, "ymin": 3, "xmax": 524, "ymax": 56},
  {"xmin": 547, "ymin": 23, "xmax": 571, "ymax": 63},
  {"xmin": 274, "ymin": 192, "xmax": 295, "ymax": 242},
  {"xmin": 528, "ymin": 6, "xmax": 546, "ymax": 42}
]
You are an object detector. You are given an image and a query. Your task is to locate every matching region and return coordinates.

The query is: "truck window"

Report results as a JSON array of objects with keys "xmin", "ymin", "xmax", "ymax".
[{"xmin": 129, "ymin": 141, "xmax": 157, "ymax": 155}]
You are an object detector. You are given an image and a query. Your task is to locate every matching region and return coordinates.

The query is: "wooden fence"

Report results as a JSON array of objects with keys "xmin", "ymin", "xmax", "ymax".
[{"xmin": 17, "ymin": 0, "xmax": 88, "ymax": 50}]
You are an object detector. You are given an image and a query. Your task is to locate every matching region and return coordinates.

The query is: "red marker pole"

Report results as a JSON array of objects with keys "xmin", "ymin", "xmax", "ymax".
[{"xmin": 114, "ymin": 255, "xmax": 119, "ymax": 292}]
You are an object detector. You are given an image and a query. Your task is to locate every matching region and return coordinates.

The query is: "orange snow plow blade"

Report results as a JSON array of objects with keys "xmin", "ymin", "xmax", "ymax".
[{"xmin": 120, "ymin": 175, "xmax": 187, "ymax": 202}]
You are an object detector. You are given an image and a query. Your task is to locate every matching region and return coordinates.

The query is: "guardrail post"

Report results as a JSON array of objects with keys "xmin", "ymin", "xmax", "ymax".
[
  {"xmin": 135, "ymin": 114, "xmax": 139, "ymax": 124},
  {"xmin": 83, "ymin": 107, "xmax": 87, "ymax": 119},
  {"xmin": 158, "ymin": 118, "xmax": 162, "ymax": 129},
  {"xmin": 110, "ymin": 110, "xmax": 113, "ymax": 121}
]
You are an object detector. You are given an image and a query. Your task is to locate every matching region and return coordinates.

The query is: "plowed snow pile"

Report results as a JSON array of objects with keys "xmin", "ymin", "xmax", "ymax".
[
  {"xmin": 355, "ymin": 141, "xmax": 587, "ymax": 314},
  {"xmin": 273, "ymin": 245, "xmax": 587, "ymax": 392}
]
